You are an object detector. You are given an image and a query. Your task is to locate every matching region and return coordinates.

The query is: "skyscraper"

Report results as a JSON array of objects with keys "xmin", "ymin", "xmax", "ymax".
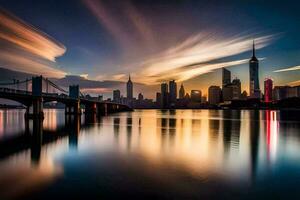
[
  {"xmin": 113, "ymin": 89, "xmax": 121, "ymax": 103},
  {"xmin": 161, "ymin": 82, "xmax": 169, "ymax": 108},
  {"xmin": 127, "ymin": 74, "xmax": 133, "ymax": 100},
  {"xmin": 249, "ymin": 40, "xmax": 260, "ymax": 98},
  {"xmin": 208, "ymin": 86, "xmax": 221, "ymax": 105},
  {"xmin": 232, "ymin": 78, "xmax": 241, "ymax": 99},
  {"xmin": 179, "ymin": 84, "xmax": 185, "ymax": 99},
  {"xmin": 264, "ymin": 78, "xmax": 273, "ymax": 102},
  {"xmin": 169, "ymin": 80, "xmax": 177, "ymax": 105},
  {"xmin": 222, "ymin": 68, "xmax": 231, "ymax": 88},
  {"xmin": 156, "ymin": 92, "xmax": 162, "ymax": 107},
  {"xmin": 191, "ymin": 90, "xmax": 202, "ymax": 102}
]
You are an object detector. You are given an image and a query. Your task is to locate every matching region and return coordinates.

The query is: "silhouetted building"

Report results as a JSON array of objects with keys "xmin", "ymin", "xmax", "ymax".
[
  {"xmin": 156, "ymin": 92, "xmax": 162, "ymax": 107},
  {"xmin": 222, "ymin": 68, "xmax": 231, "ymax": 88},
  {"xmin": 113, "ymin": 89, "xmax": 121, "ymax": 103},
  {"xmin": 201, "ymin": 96, "xmax": 207, "ymax": 103},
  {"xmin": 184, "ymin": 93, "xmax": 190, "ymax": 100},
  {"xmin": 273, "ymin": 86, "xmax": 289, "ymax": 101},
  {"xmin": 241, "ymin": 90, "xmax": 248, "ymax": 100},
  {"xmin": 274, "ymin": 85, "xmax": 300, "ymax": 101},
  {"xmin": 232, "ymin": 78, "xmax": 241, "ymax": 99},
  {"xmin": 249, "ymin": 41, "xmax": 260, "ymax": 98},
  {"xmin": 127, "ymin": 75, "xmax": 133, "ymax": 100},
  {"xmin": 161, "ymin": 83, "xmax": 169, "ymax": 108},
  {"xmin": 222, "ymin": 85, "xmax": 233, "ymax": 102},
  {"xmin": 179, "ymin": 84, "xmax": 185, "ymax": 99},
  {"xmin": 264, "ymin": 78, "xmax": 273, "ymax": 102},
  {"xmin": 208, "ymin": 86, "xmax": 221, "ymax": 105},
  {"xmin": 191, "ymin": 90, "xmax": 202, "ymax": 102},
  {"xmin": 138, "ymin": 93, "xmax": 144, "ymax": 101},
  {"xmin": 169, "ymin": 80, "xmax": 177, "ymax": 106}
]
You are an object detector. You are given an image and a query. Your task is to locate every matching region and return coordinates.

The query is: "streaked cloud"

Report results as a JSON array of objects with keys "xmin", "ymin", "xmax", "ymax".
[
  {"xmin": 80, "ymin": 87, "xmax": 111, "ymax": 94},
  {"xmin": 0, "ymin": 9, "xmax": 66, "ymax": 78},
  {"xmin": 288, "ymin": 80, "xmax": 300, "ymax": 86},
  {"xmin": 274, "ymin": 65, "xmax": 300, "ymax": 72},
  {"xmin": 79, "ymin": 74, "xmax": 89, "ymax": 79},
  {"xmin": 82, "ymin": 0, "xmax": 277, "ymax": 85},
  {"xmin": 132, "ymin": 33, "xmax": 274, "ymax": 84},
  {"xmin": 83, "ymin": 0, "xmax": 155, "ymax": 52}
]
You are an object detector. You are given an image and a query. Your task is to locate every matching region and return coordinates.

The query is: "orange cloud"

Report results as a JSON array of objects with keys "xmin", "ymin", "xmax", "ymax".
[
  {"xmin": 132, "ymin": 33, "xmax": 274, "ymax": 84},
  {"xmin": 80, "ymin": 87, "xmax": 111, "ymax": 94},
  {"xmin": 0, "ymin": 9, "xmax": 66, "ymax": 78}
]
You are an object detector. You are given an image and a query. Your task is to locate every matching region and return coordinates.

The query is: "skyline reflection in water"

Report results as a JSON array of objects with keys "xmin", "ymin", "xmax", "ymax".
[{"xmin": 0, "ymin": 109, "xmax": 300, "ymax": 199}]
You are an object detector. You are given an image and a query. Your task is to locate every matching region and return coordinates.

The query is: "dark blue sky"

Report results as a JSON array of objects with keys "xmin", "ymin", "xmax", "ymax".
[{"xmin": 0, "ymin": 0, "xmax": 300, "ymax": 95}]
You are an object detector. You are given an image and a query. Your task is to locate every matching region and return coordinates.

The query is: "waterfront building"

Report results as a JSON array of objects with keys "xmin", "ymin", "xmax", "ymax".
[
  {"xmin": 201, "ymin": 96, "xmax": 207, "ymax": 103},
  {"xmin": 222, "ymin": 68, "xmax": 231, "ymax": 88},
  {"xmin": 127, "ymin": 75, "xmax": 133, "ymax": 100},
  {"xmin": 208, "ymin": 86, "xmax": 221, "ymax": 105},
  {"xmin": 161, "ymin": 83, "xmax": 169, "ymax": 108},
  {"xmin": 273, "ymin": 86, "xmax": 290, "ymax": 101},
  {"xmin": 232, "ymin": 78, "xmax": 241, "ymax": 100},
  {"xmin": 222, "ymin": 85, "xmax": 233, "ymax": 102},
  {"xmin": 191, "ymin": 90, "xmax": 202, "ymax": 102},
  {"xmin": 113, "ymin": 90, "xmax": 121, "ymax": 103},
  {"xmin": 169, "ymin": 80, "xmax": 177, "ymax": 106},
  {"xmin": 264, "ymin": 78, "xmax": 273, "ymax": 102},
  {"xmin": 179, "ymin": 84, "xmax": 185, "ymax": 99},
  {"xmin": 138, "ymin": 93, "xmax": 144, "ymax": 101},
  {"xmin": 156, "ymin": 92, "xmax": 162, "ymax": 107}
]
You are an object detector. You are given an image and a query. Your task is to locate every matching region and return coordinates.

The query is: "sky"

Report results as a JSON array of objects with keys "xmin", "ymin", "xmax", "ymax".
[{"xmin": 0, "ymin": 0, "xmax": 300, "ymax": 98}]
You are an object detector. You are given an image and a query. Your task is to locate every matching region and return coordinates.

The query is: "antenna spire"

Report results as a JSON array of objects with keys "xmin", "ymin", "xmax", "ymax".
[{"xmin": 252, "ymin": 40, "xmax": 255, "ymax": 57}]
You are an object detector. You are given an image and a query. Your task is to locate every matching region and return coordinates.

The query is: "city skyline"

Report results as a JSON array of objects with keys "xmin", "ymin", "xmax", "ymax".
[{"xmin": 0, "ymin": 0, "xmax": 300, "ymax": 99}]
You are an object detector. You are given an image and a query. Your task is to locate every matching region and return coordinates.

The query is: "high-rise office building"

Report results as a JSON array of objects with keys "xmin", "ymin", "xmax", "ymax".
[
  {"xmin": 179, "ymin": 84, "xmax": 185, "ymax": 99},
  {"xmin": 161, "ymin": 83, "xmax": 169, "ymax": 108},
  {"xmin": 222, "ymin": 78, "xmax": 241, "ymax": 101},
  {"xmin": 222, "ymin": 68, "xmax": 231, "ymax": 88},
  {"xmin": 273, "ymin": 86, "xmax": 289, "ymax": 101},
  {"xmin": 232, "ymin": 78, "xmax": 241, "ymax": 99},
  {"xmin": 191, "ymin": 90, "xmax": 202, "ymax": 102},
  {"xmin": 127, "ymin": 75, "xmax": 133, "ymax": 100},
  {"xmin": 249, "ymin": 41, "xmax": 260, "ymax": 98},
  {"xmin": 264, "ymin": 78, "xmax": 273, "ymax": 102},
  {"xmin": 208, "ymin": 86, "xmax": 221, "ymax": 105},
  {"xmin": 113, "ymin": 89, "xmax": 121, "ymax": 103},
  {"xmin": 222, "ymin": 85, "xmax": 233, "ymax": 102},
  {"xmin": 169, "ymin": 80, "xmax": 177, "ymax": 105}
]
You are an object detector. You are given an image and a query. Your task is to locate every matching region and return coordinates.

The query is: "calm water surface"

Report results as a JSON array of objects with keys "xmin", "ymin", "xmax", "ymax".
[{"xmin": 0, "ymin": 109, "xmax": 300, "ymax": 199}]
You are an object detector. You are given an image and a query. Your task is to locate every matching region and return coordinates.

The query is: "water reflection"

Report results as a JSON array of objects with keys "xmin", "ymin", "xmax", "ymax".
[{"xmin": 0, "ymin": 109, "xmax": 300, "ymax": 199}]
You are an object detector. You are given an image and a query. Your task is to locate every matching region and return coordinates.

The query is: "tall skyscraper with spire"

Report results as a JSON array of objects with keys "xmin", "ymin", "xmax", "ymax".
[
  {"xmin": 249, "ymin": 40, "xmax": 260, "ymax": 98},
  {"xmin": 127, "ymin": 74, "xmax": 133, "ymax": 100}
]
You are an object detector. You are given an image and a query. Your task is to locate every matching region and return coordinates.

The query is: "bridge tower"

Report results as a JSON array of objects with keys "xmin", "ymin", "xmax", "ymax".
[
  {"xmin": 65, "ymin": 85, "xmax": 81, "ymax": 115},
  {"xmin": 25, "ymin": 76, "xmax": 44, "ymax": 119}
]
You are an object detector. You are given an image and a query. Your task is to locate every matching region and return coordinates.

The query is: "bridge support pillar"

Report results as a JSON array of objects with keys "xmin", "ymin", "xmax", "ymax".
[
  {"xmin": 31, "ymin": 118, "xmax": 43, "ymax": 165},
  {"xmin": 85, "ymin": 103, "xmax": 97, "ymax": 115},
  {"xmin": 65, "ymin": 115, "xmax": 81, "ymax": 149},
  {"xmin": 65, "ymin": 100, "xmax": 81, "ymax": 115},
  {"xmin": 25, "ymin": 97, "xmax": 44, "ymax": 119},
  {"xmin": 107, "ymin": 104, "xmax": 116, "ymax": 113},
  {"xmin": 97, "ymin": 103, "xmax": 108, "ymax": 116}
]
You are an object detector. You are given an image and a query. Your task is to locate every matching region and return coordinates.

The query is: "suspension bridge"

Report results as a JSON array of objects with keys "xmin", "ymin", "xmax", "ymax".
[{"xmin": 0, "ymin": 75, "xmax": 132, "ymax": 119}]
